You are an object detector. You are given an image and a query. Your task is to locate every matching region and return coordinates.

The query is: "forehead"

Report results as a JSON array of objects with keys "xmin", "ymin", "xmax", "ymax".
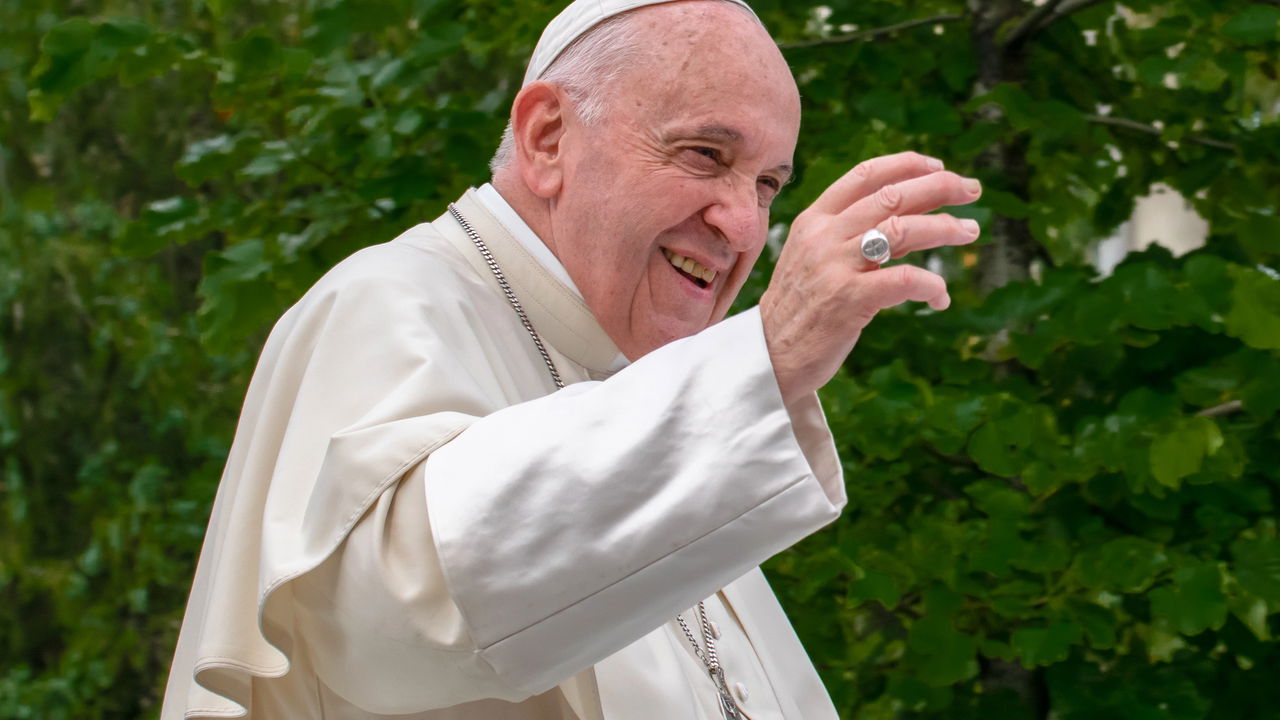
[{"xmin": 613, "ymin": 3, "xmax": 801, "ymax": 152}]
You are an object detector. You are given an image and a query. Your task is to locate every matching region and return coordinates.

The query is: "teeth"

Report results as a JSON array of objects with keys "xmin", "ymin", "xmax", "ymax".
[{"xmin": 663, "ymin": 249, "xmax": 718, "ymax": 284}]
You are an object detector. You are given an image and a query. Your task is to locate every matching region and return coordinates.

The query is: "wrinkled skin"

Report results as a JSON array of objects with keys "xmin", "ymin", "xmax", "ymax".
[{"xmin": 497, "ymin": 0, "xmax": 981, "ymax": 403}]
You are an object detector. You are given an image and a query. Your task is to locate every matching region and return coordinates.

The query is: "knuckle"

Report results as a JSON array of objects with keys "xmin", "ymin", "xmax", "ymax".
[
  {"xmin": 874, "ymin": 184, "xmax": 904, "ymax": 212},
  {"xmin": 790, "ymin": 211, "xmax": 814, "ymax": 235},
  {"xmin": 852, "ymin": 158, "xmax": 876, "ymax": 180},
  {"xmin": 884, "ymin": 215, "xmax": 907, "ymax": 245},
  {"xmin": 791, "ymin": 212, "xmax": 817, "ymax": 234}
]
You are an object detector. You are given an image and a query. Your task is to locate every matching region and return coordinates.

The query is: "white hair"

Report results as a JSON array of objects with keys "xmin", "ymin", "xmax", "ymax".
[{"xmin": 488, "ymin": 1, "xmax": 759, "ymax": 175}]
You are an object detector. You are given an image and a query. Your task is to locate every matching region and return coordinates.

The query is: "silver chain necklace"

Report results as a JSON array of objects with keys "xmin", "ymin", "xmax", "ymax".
[
  {"xmin": 447, "ymin": 203, "xmax": 746, "ymax": 719},
  {"xmin": 449, "ymin": 204, "xmax": 564, "ymax": 389},
  {"xmin": 676, "ymin": 602, "xmax": 747, "ymax": 719}
]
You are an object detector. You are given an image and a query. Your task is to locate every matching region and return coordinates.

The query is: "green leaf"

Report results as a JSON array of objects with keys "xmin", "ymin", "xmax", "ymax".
[
  {"xmin": 968, "ymin": 422, "xmax": 1020, "ymax": 477},
  {"xmin": 1012, "ymin": 621, "xmax": 1082, "ymax": 667},
  {"xmin": 1071, "ymin": 603, "xmax": 1118, "ymax": 650},
  {"xmin": 176, "ymin": 134, "xmax": 248, "ymax": 185},
  {"xmin": 371, "ymin": 58, "xmax": 405, "ymax": 89},
  {"xmin": 908, "ymin": 97, "xmax": 963, "ymax": 135},
  {"xmin": 950, "ymin": 122, "xmax": 1003, "ymax": 158},
  {"xmin": 1228, "ymin": 590, "xmax": 1271, "ymax": 642},
  {"xmin": 1221, "ymin": 6, "xmax": 1280, "ymax": 44},
  {"xmin": 1232, "ymin": 536, "xmax": 1280, "ymax": 603},
  {"xmin": 1138, "ymin": 621, "xmax": 1188, "ymax": 663},
  {"xmin": 855, "ymin": 88, "xmax": 907, "ymax": 127},
  {"xmin": 966, "ymin": 480, "xmax": 1030, "ymax": 519},
  {"xmin": 96, "ymin": 17, "xmax": 152, "ymax": 49},
  {"xmin": 1148, "ymin": 563, "xmax": 1228, "ymax": 636},
  {"xmin": 1013, "ymin": 529, "xmax": 1071, "ymax": 573},
  {"xmin": 980, "ymin": 83, "xmax": 1038, "ymax": 131},
  {"xmin": 978, "ymin": 188, "xmax": 1029, "ymax": 220},
  {"xmin": 117, "ymin": 196, "xmax": 203, "ymax": 256},
  {"xmin": 907, "ymin": 615, "xmax": 979, "ymax": 687},
  {"xmin": 1236, "ymin": 214, "xmax": 1280, "ymax": 261},
  {"xmin": 847, "ymin": 570, "xmax": 900, "ymax": 610},
  {"xmin": 281, "ymin": 47, "xmax": 315, "ymax": 79},
  {"xmin": 1148, "ymin": 416, "xmax": 1223, "ymax": 488},
  {"xmin": 1076, "ymin": 537, "xmax": 1168, "ymax": 593},
  {"xmin": 1225, "ymin": 266, "xmax": 1280, "ymax": 350},
  {"xmin": 393, "ymin": 108, "xmax": 426, "ymax": 136},
  {"xmin": 39, "ymin": 17, "xmax": 95, "ymax": 56},
  {"xmin": 229, "ymin": 28, "xmax": 281, "ymax": 76},
  {"xmin": 787, "ymin": 547, "xmax": 853, "ymax": 602},
  {"xmin": 988, "ymin": 579, "xmax": 1041, "ymax": 618},
  {"xmin": 197, "ymin": 239, "xmax": 278, "ymax": 350},
  {"xmin": 239, "ymin": 140, "xmax": 296, "ymax": 178}
]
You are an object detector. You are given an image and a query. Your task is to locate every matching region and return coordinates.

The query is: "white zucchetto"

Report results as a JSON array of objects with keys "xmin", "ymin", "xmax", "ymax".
[{"xmin": 523, "ymin": 0, "xmax": 759, "ymax": 85}]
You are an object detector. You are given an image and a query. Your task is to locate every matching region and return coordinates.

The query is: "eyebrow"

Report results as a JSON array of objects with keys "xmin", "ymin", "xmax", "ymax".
[
  {"xmin": 684, "ymin": 124, "xmax": 796, "ymax": 184},
  {"xmin": 692, "ymin": 124, "xmax": 744, "ymax": 142}
]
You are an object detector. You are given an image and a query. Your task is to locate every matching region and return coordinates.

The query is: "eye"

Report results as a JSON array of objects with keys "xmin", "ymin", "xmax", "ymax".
[{"xmin": 757, "ymin": 176, "xmax": 782, "ymax": 205}]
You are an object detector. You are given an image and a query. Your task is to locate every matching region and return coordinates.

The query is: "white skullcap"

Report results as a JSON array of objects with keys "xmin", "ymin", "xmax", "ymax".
[{"xmin": 523, "ymin": 0, "xmax": 759, "ymax": 85}]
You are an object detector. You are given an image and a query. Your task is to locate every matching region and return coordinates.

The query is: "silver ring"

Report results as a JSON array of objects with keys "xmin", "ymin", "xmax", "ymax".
[{"xmin": 860, "ymin": 229, "xmax": 891, "ymax": 264}]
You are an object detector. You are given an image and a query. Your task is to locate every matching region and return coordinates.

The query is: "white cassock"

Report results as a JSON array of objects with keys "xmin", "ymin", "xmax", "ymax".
[{"xmin": 161, "ymin": 186, "xmax": 848, "ymax": 719}]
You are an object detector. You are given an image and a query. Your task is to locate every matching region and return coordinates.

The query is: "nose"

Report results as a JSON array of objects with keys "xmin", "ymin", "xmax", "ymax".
[{"xmin": 701, "ymin": 174, "xmax": 765, "ymax": 253}]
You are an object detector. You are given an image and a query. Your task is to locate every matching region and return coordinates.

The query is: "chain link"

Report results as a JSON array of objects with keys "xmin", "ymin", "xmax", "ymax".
[
  {"xmin": 449, "ymin": 204, "xmax": 565, "ymax": 390},
  {"xmin": 676, "ymin": 602, "xmax": 721, "ymax": 673}
]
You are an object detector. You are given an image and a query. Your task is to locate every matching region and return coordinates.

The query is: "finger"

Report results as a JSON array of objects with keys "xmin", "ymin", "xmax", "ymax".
[
  {"xmin": 854, "ymin": 264, "xmax": 952, "ymax": 314},
  {"xmin": 865, "ymin": 214, "xmax": 980, "ymax": 265},
  {"xmin": 837, "ymin": 171, "xmax": 982, "ymax": 234},
  {"xmin": 809, "ymin": 152, "xmax": 946, "ymax": 216}
]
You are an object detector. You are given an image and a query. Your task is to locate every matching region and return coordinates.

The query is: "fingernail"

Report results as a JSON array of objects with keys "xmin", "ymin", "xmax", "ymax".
[
  {"xmin": 961, "ymin": 219, "xmax": 980, "ymax": 236},
  {"xmin": 927, "ymin": 157, "xmax": 944, "ymax": 171},
  {"xmin": 963, "ymin": 178, "xmax": 982, "ymax": 194}
]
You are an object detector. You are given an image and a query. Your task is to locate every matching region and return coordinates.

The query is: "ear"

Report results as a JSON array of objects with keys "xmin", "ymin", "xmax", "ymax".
[{"xmin": 511, "ymin": 81, "xmax": 573, "ymax": 199}]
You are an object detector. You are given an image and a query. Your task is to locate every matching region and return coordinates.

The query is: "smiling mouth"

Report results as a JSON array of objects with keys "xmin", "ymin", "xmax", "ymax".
[{"xmin": 662, "ymin": 249, "xmax": 717, "ymax": 289}]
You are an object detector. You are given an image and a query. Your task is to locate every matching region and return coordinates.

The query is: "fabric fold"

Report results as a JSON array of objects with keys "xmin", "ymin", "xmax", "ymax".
[{"xmin": 426, "ymin": 308, "xmax": 844, "ymax": 695}]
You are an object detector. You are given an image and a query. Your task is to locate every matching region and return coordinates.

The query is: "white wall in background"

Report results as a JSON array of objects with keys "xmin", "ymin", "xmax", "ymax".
[{"xmin": 1092, "ymin": 183, "xmax": 1208, "ymax": 275}]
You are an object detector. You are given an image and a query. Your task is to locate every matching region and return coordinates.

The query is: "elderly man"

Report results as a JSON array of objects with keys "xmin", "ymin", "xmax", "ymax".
[{"xmin": 162, "ymin": 0, "xmax": 981, "ymax": 718}]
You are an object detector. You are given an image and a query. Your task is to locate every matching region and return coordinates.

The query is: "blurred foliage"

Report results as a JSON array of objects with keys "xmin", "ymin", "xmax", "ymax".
[{"xmin": 1, "ymin": 0, "xmax": 1278, "ymax": 718}]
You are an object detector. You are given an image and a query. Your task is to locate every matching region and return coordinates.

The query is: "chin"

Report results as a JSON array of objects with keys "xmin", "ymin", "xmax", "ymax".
[{"xmin": 643, "ymin": 320, "xmax": 711, "ymax": 356}]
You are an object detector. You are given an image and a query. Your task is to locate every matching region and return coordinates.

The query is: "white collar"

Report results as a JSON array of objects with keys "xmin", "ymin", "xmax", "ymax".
[
  {"xmin": 474, "ymin": 184, "xmax": 629, "ymax": 372},
  {"xmin": 475, "ymin": 183, "xmax": 582, "ymax": 296}
]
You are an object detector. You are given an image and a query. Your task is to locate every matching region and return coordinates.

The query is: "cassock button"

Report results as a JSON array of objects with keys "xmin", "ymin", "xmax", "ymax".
[
  {"xmin": 734, "ymin": 682, "xmax": 750, "ymax": 704},
  {"xmin": 709, "ymin": 620, "xmax": 722, "ymax": 640}
]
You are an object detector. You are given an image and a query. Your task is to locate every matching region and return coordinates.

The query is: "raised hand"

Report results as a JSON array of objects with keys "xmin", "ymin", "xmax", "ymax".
[{"xmin": 760, "ymin": 152, "xmax": 983, "ymax": 405}]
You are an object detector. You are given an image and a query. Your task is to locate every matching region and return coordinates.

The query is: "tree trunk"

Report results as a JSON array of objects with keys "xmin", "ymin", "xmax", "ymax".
[
  {"xmin": 969, "ymin": 0, "xmax": 1040, "ymax": 295},
  {"xmin": 966, "ymin": 2, "xmax": 1050, "ymax": 717}
]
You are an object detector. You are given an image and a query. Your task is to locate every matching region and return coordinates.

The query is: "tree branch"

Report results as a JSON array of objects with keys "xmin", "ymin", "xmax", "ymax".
[
  {"xmin": 1035, "ymin": 0, "xmax": 1113, "ymax": 32},
  {"xmin": 778, "ymin": 13, "xmax": 965, "ymax": 50},
  {"xmin": 1086, "ymin": 114, "xmax": 1238, "ymax": 151},
  {"xmin": 1198, "ymin": 400, "xmax": 1244, "ymax": 418},
  {"xmin": 1002, "ymin": 0, "xmax": 1069, "ymax": 48}
]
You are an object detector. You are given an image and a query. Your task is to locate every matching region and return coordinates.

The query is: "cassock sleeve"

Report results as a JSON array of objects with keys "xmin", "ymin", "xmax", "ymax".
[{"xmin": 289, "ymin": 308, "xmax": 844, "ymax": 713}]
